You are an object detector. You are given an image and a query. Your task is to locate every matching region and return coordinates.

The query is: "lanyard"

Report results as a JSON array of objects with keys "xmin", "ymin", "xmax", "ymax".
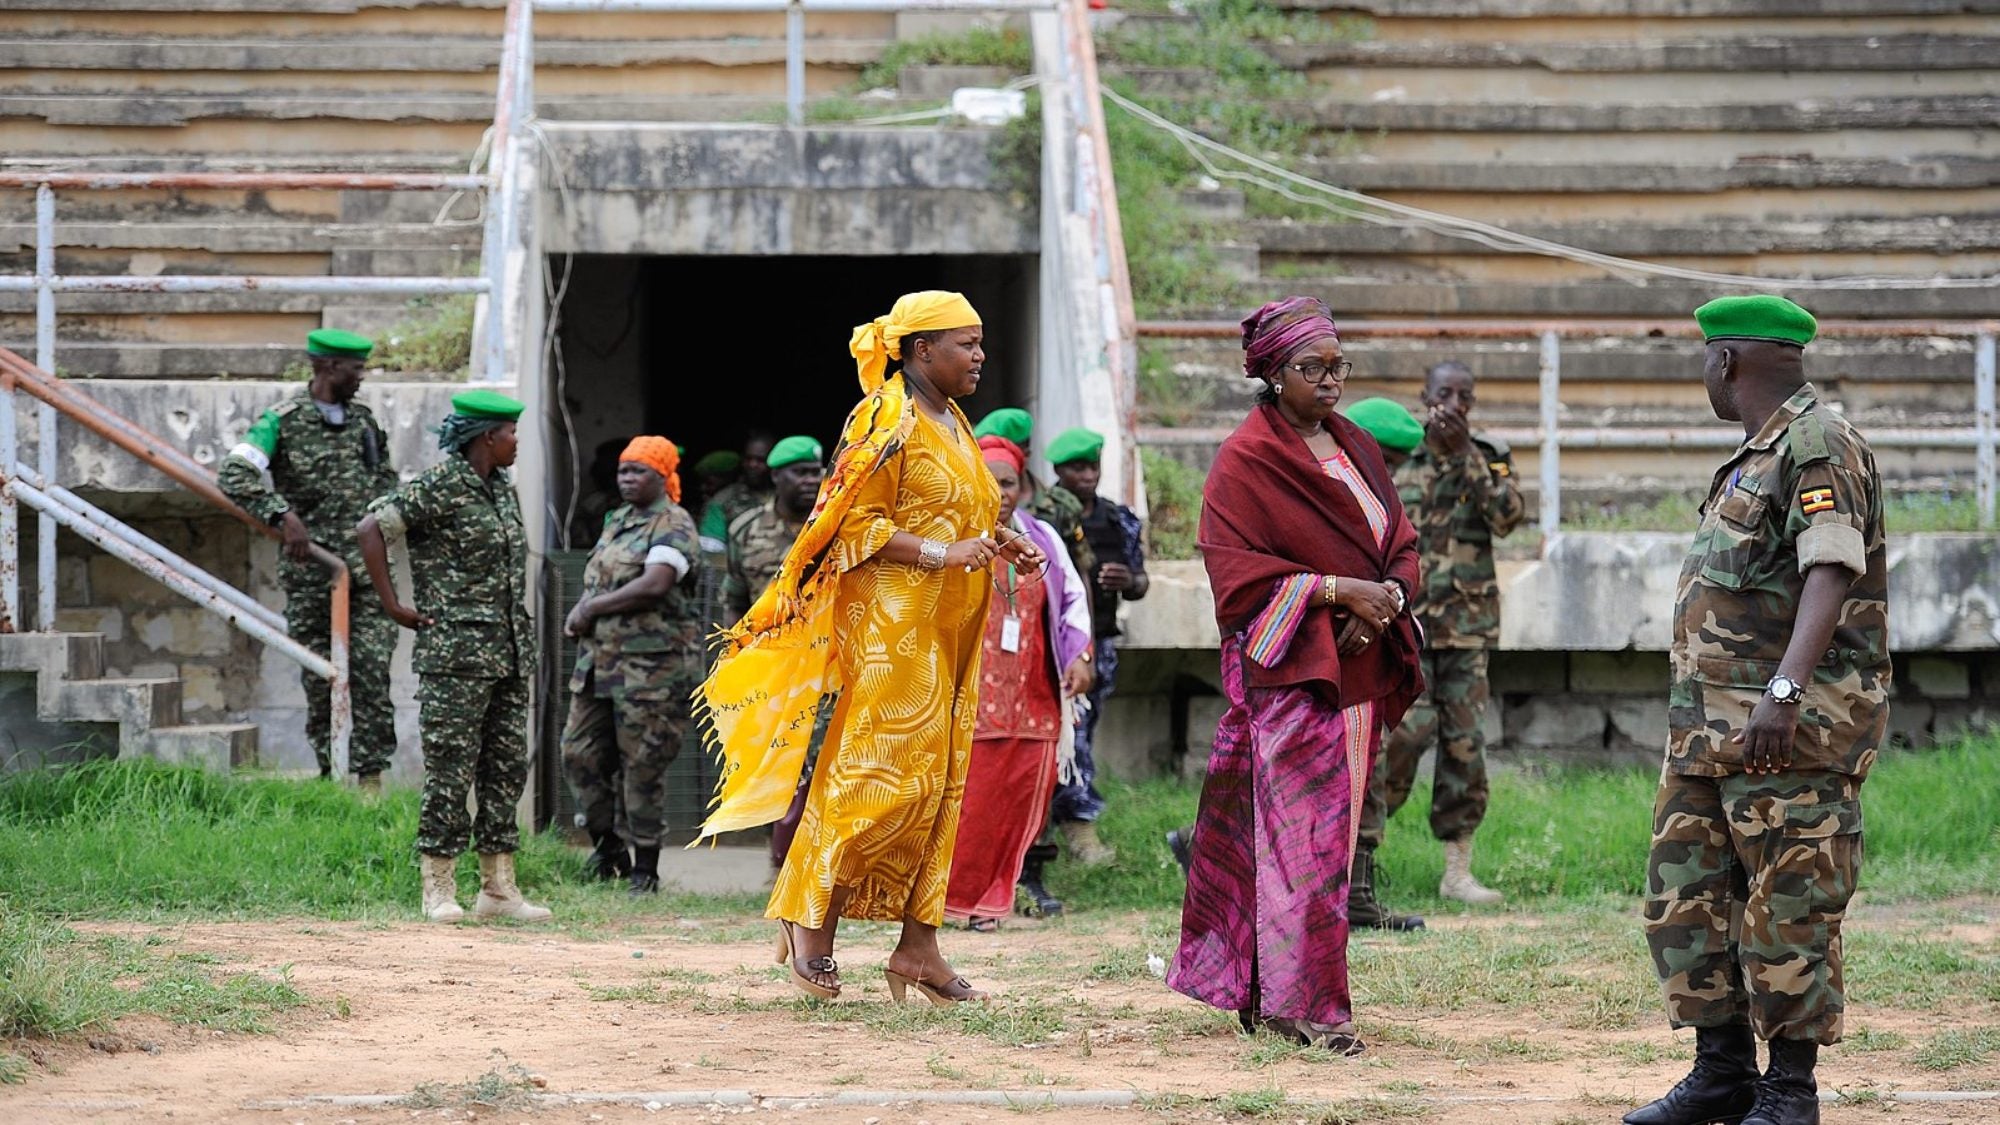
[{"xmin": 998, "ymin": 560, "xmax": 1018, "ymax": 617}]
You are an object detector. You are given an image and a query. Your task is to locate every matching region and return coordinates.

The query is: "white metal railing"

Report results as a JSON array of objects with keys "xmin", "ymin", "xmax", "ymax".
[{"xmin": 1135, "ymin": 318, "xmax": 2000, "ymax": 533}]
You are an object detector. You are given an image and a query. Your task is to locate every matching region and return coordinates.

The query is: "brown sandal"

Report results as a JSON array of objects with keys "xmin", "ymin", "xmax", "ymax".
[
  {"xmin": 774, "ymin": 921, "xmax": 840, "ymax": 1000},
  {"xmin": 884, "ymin": 968, "xmax": 988, "ymax": 1007}
]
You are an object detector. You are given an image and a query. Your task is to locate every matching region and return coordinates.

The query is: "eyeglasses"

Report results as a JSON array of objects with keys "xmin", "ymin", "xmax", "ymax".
[
  {"xmin": 1284, "ymin": 360, "xmax": 1354, "ymax": 386},
  {"xmin": 991, "ymin": 525, "xmax": 1051, "ymax": 590}
]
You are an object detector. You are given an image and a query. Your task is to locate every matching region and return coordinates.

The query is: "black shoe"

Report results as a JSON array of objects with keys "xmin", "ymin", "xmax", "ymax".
[
  {"xmin": 1166, "ymin": 828, "xmax": 1193, "ymax": 876},
  {"xmin": 586, "ymin": 831, "xmax": 632, "ymax": 882},
  {"xmin": 627, "ymin": 847, "xmax": 661, "ymax": 897},
  {"xmin": 1348, "ymin": 847, "xmax": 1425, "ymax": 932},
  {"xmin": 1742, "ymin": 1039, "xmax": 1819, "ymax": 1125},
  {"xmin": 1624, "ymin": 1023, "xmax": 1759, "ymax": 1125},
  {"xmin": 1015, "ymin": 878, "xmax": 1065, "ymax": 918}
]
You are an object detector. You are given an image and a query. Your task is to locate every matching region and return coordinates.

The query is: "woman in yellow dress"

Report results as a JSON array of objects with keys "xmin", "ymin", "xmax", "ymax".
[{"xmin": 697, "ymin": 291, "xmax": 1044, "ymax": 1004}]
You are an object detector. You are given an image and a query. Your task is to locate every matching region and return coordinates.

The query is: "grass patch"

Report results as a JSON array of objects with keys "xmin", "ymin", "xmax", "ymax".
[
  {"xmin": 1913, "ymin": 1027, "xmax": 2000, "ymax": 1071},
  {"xmin": 401, "ymin": 1063, "xmax": 541, "ymax": 1110},
  {"xmin": 1, "ymin": 908, "xmax": 307, "ymax": 1053},
  {"xmin": 1140, "ymin": 447, "xmax": 1203, "ymax": 559},
  {"xmin": 1843, "ymin": 1027, "xmax": 1910, "ymax": 1053},
  {"xmin": 857, "ymin": 26, "xmax": 1031, "ymax": 91},
  {"xmin": 372, "ymin": 292, "xmax": 475, "ymax": 376},
  {"xmin": 0, "ymin": 1052, "xmax": 25, "ymax": 1084}
]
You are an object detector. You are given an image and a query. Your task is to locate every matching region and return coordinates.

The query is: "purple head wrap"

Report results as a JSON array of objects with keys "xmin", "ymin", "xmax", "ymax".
[{"xmin": 1241, "ymin": 296, "xmax": 1339, "ymax": 382}]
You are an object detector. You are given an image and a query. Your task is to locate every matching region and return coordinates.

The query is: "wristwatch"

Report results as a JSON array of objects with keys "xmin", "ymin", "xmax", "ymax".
[{"xmin": 1765, "ymin": 674, "xmax": 1804, "ymax": 705}]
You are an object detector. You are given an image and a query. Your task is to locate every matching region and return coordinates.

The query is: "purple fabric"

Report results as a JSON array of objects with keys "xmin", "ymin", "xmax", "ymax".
[
  {"xmin": 1018, "ymin": 511, "xmax": 1092, "ymax": 673},
  {"xmin": 1241, "ymin": 296, "xmax": 1339, "ymax": 382},
  {"xmin": 1169, "ymin": 636, "xmax": 1379, "ymax": 1027}
]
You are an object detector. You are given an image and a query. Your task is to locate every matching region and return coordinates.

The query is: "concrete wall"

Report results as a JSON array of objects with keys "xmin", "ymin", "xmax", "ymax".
[{"xmin": 1096, "ymin": 532, "xmax": 2000, "ymax": 784}]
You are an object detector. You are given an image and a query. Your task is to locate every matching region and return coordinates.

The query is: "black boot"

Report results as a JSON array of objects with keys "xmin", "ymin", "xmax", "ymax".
[
  {"xmin": 627, "ymin": 847, "xmax": 661, "ymax": 897},
  {"xmin": 1165, "ymin": 827, "xmax": 1193, "ymax": 876},
  {"xmin": 1015, "ymin": 846, "xmax": 1064, "ymax": 918},
  {"xmin": 1623, "ymin": 1022, "xmax": 1759, "ymax": 1125},
  {"xmin": 1348, "ymin": 846, "xmax": 1425, "ymax": 932},
  {"xmin": 586, "ymin": 831, "xmax": 631, "ymax": 882},
  {"xmin": 1742, "ymin": 1039, "xmax": 1819, "ymax": 1125}
]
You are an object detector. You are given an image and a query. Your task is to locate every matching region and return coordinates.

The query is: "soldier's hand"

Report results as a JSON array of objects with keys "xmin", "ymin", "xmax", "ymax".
[
  {"xmin": 1336, "ymin": 614, "xmax": 1379, "ymax": 655},
  {"xmin": 1426, "ymin": 407, "xmax": 1477, "ymax": 458},
  {"xmin": 1734, "ymin": 699, "xmax": 1798, "ymax": 775},
  {"xmin": 1062, "ymin": 655, "xmax": 1095, "ymax": 698},
  {"xmin": 278, "ymin": 512, "xmax": 313, "ymax": 563},
  {"xmin": 1334, "ymin": 578, "xmax": 1400, "ymax": 632},
  {"xmin": 1097, "ymin": 562, "xmax": 1133, "ymax": 592},
  {"xmin": 564, "ymin": 598, "xmax": 593, "ymax": 638},
  {"xmin": 385, "ymin": 600, "xmax": 431, "ymax": 631}
]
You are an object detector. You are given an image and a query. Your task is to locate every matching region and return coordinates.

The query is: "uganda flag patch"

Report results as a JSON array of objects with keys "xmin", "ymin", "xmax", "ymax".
[{"xmin": 1800, "ymin": 486, "xmax": 1836, "ymax": 515}]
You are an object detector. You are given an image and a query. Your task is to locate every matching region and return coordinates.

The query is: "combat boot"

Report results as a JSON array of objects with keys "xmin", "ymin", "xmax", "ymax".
[
  {"xmin": 1348, "ymin": 846, "xmax": 1425, "ymax": 931},
  {"xmin": 1623, "ymin": 1022, "xmax": 1758, "ymax": 1125},
  {"xmin": 420, "ymin": 854, "xmax": 464, "ymax": 924},
  {"xmin": 1165, "ymin": 827, "xmax": 1193, "ymax": 876},
  {"xmin": 473, "ymin": 852, "xmax": 553, "ymax": 922},
  {"xmin": 1015, "ymin": 850, "xmax": 1065, "ymax": 918},
  {"xmin": 585, "ymin": 831, "xmax": 631, "ymax": 882},
  {"xmin": 628, "ymin": 847, "xmax": 662, "ymax": 897},
  {"xmin": 357, "ymin": 773, "xmax": 383, "ymax": 797},
  {"xmin": 1060, "ymin": 820, "xmax": 1117, "ymax": 866},
  {"xmin": 1439, "ymin": 835, "xmax": 1504, "ymax": 905},
  {"xmin": 1741, "ymin": 1038, "xmax": 1819, "ymax": 1125}
]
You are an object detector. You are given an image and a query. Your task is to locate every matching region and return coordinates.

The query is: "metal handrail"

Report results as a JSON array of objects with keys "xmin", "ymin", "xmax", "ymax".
[
  {"xmin": 1135, "ymin": 317, "xmax": 2000, "ymax": 531},
  {"xmin": 0, "ymin": 346, "xmax": 352, "ymax": 771}
]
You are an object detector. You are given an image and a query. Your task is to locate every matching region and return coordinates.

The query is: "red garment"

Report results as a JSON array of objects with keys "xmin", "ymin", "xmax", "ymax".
[
  {"xmin": 949, "ymin": 570, "xmax": 1061, "ymax": 920},
  {"xmin": 1199, "ymin": 402, "xmax": 1425, "ymax": 727}
]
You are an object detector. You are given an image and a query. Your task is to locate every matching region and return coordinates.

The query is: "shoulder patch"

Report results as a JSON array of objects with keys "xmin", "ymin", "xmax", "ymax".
[
  {"xmin": 1800, "ymin": 486, "xmax": 1836, "ymax": 515},
  {"xmin": 1788, "ymin": 411, "xmax": 1832, "ymax": 466}
]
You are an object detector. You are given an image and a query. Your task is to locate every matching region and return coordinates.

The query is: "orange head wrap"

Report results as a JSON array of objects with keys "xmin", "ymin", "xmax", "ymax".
[{"xmin": 619, "ymin": 435, "xmax": 682, "ymax": 503}]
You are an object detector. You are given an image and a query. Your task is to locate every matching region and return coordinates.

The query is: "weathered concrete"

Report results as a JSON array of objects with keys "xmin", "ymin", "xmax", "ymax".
[
  {"xmin": 1277, "ymin": 0, "xmax": 2000, "ymax": 16},
  {"xmin": 1269, "ymin": 35, "xmax": 2000, "ymax": 72},
  {"xmin": 1295, "ymin": 157, "xmax": 2000, "ymax": 194},
  {"xmin": 1243, "ymin": 216, "xmax": 2000, "ymax": 256},
  {"xmin": 0, "ymin": 35, "xmax": 886, "ymax": 72},
  {"xmin": 543, "ymin": 125, "xmax": 1036, "ymax": 257},
  {"xmin": 1212, "ymin": 279, "xmax": 2000, "ymax": 320},
  {"xmin": 1273, "ymin": 96, "xmax": 2000, "ymax": 133}
]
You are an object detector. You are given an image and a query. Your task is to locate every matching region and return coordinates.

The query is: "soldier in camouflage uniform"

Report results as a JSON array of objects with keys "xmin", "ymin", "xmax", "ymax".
[
  {"xmin": 724, "ymin": 435, "xmax": 829, "ymax": 872},
  {"xmin": 218, "ymin": 329, "xmax": 400, "ymax": 786},
  {"xmin": 1355, "ymin": 365, "xmax": 1525, "ymax": 920},
  {"xmin": 698, "ymin": 433, "xmax": 774, "ymax": 551},
  {"xmin": 1626, "ymin": 296, "xmax": 1888, "ymax": 1125},
  {"xmin": 562, "ymin": 436, "xmax": 703, "ymax": 896},
  {"xmin": 357, "ymin": 390, "xmax": 550, "ymax": 925}
]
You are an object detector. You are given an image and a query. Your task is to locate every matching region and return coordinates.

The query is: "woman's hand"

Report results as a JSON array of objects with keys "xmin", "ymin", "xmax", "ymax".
[
  {"xmin": 1334, "ymin": 578, "xmax": 1401, "ymax": 632},
  {"xmin": 944, "ymin": 536, "xmax": 1001, "ymax": 571},
  {"xmin": 1062, "ymin": 654, "xmax": 1095, "ymax": 698},
  {"xmin": 1336, "ymin": 614, "xmax": 1380, "ymax": 655},
  {"xmin": 563, "ymin": 597, "xmax": 594, "ymax": 638},
  {"xmin": 995, "ymin": 530, "xmax": 1045, "ymax": 570},
  {"xmin": 386, "ymin": 600, "xmax": 432, "ymax": 631}
]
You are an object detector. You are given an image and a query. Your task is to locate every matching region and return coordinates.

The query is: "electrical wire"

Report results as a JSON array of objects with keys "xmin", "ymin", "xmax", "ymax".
[{"xmin": 1102, "ymin": 87, "xmax": 2000, "ymax": 292}]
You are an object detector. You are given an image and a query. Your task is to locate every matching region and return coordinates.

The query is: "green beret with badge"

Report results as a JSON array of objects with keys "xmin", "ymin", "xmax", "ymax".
[
  {"xmin": 1693, "ymin": 294, "xmax": 1817, "ymax": 348},
  {"xmin": 767, "ymin": 435, "xmax": 824, "ymax": 471}
]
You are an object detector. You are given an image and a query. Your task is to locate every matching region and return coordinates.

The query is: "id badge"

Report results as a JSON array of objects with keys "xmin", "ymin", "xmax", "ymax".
[{"xmin": 1000, "ymin": 615, "xmax": 1023, "ymax": 653}]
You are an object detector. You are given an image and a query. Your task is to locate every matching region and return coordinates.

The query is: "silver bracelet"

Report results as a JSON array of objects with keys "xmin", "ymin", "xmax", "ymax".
[{"xmin": 917, "ymin": 538, "xmax": 948, "ymax": 571}]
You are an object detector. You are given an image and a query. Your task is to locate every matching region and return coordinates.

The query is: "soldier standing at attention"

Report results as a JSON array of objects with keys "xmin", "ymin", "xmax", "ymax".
[
  {"xmin": 1627, "ymin": 296, "xmax": 1887, "ymax": 1125},
  {"xmin": 1354, "ymin": 362, "xmax": 1524, "ymax": 917},
  {"xmin": 560, "ymin": 436, "xmax": 703, "ymax": 896},
  {"xmin": 356, "ymin": 390, "xmax": 550, "ymax": 925},
  {"xmin": 219, "ymin": 329, "xmax": 400, "ymax": 787},
  {"xmin": 723, "ymin": 435, "xmax": 827, "ymax": 873}
]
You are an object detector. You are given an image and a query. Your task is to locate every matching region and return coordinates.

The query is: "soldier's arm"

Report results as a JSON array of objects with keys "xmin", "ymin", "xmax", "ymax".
[
  {"xmin": 582, "ymin": 517, "xmax": 693, "ymax": 622},
  {"xmin": 1115, "ymin": 504, "xmax": 1149, "ymax": 601},
  {"xmin": 217, "ymin": 409, "xmax": 290, "ymax": 524},
  {"xmin": 1471, "ymin": 446, "xmax": 1527, "ymax": 538}
]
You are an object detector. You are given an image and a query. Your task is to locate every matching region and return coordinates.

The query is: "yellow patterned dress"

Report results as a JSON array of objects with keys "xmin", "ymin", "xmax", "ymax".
[{"xmin": 768, "ymin": 406, "xmax": 1000, "ymax": 927}]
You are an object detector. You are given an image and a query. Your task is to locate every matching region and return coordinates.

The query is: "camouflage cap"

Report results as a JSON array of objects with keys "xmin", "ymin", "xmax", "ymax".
[{"xmin": 1694, "ymin": 294, "xmax": 1817, "ymax": 348}]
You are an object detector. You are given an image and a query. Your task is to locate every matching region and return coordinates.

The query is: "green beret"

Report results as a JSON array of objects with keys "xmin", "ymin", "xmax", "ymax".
[
  {"xmin": 1344, "ymin": 397, "xmax": 1423, "ymax": 453},
  {"xmin": 973, "ymin": 407, "xmax": 1034, "ymax": 447},
  {"xmin": 448, "ymin": 388, "xmax": 525, "ymax": 421},
  {"xmin": 767, "ymin": 435, "xmax": 824, "ymax": 471},
  {"xmin": 306, "ymin": 328, "xmax": 373, "ymax": 359},
  {"xmin": 1694, "ymin": 294, "xmax": 1817, "ymax": 348},
  {"xmin": 1047, "ymin": 426, "xmax": 1105, "ymax": 466},
  {"xmin": 693, "ymin": 451, "xmax": 741, "ymax": 475}
]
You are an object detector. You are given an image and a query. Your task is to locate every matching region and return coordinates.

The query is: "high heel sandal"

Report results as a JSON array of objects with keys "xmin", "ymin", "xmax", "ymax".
[
  {"xmin": 884, "ymin": 967, "xmax": 988, "ymax": 1007},
  {"xmin": 774, "ymin": 920, "xmax": 840, "ymax": 1000}
]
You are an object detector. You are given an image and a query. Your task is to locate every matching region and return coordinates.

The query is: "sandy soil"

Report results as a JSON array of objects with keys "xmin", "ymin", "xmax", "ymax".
[{"xmin": 5, "ymin": 900, "xmax": 1996, "ymax": 1125}]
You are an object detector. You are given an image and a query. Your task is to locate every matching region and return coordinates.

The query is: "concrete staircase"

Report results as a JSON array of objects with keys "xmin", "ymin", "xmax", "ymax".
[
  {"xmin": 1129, "ymin": 0, "xmax": 2000, "ymax": 504},
  {"xmin": 0, "ymin": 0, "xmax": 908, "ymax": 378},
  {"xmin": 0, "ymin": 631, "xmax": 258, "ymax": 770}
]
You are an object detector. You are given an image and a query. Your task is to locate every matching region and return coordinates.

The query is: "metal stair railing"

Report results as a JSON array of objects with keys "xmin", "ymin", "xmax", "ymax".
[{"xmin": 0, "ymin": 346, "xmax": 352, "ymax": 771}]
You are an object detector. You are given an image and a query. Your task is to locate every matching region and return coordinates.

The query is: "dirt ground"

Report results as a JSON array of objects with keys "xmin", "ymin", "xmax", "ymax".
[{"xmin": 5, "ymin": 900, "xmax": 1997, "ymax": 1125}]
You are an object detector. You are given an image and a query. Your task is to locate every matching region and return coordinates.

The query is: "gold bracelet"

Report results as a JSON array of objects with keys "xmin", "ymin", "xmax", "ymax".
[{"xmin": 1320, "ymin": 575, "xmax": 1338, "ymax": 607}]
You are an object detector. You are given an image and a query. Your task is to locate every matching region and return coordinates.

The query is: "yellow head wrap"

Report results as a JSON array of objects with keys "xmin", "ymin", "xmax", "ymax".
[{"xmin": 848, "ymin": 290, "xmax": 982, "ymax": 394}]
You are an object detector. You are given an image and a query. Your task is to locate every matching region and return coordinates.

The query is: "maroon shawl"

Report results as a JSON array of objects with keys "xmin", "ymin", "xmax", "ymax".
[{"xmin": 1200, "ymin": 402, "xmax": 1424, "ymax": 726}]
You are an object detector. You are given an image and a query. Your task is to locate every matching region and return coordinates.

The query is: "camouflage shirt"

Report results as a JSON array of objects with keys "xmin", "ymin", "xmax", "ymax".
[
  {"xmin": 724, "ymin": 500, "xmax": 806, "ymax": 623},
  {"xmin": 368, "ymin": 455, "xmax": 534, "ymax": 679},
  {"xmin": 571, "ymin": 497, "xmax": 704, "ymax": 700},
  {"xmin": 699, "ymin": 480, "xmax": 773, "ymax": 548},
  {"xmin": 1668, "ymin": 383, "xmax": 1890, "ymax": 779},
  {"xmin": 217, "ymin": 390, "xmax": 398, "ymax": 584},
  {"xmin": 1026, "ymin": 475, "xmax": 1095, "ymax": 583},
  {"xmin": 1393, "ymin": 435, "xmax": 1526, "ymax": 649}
]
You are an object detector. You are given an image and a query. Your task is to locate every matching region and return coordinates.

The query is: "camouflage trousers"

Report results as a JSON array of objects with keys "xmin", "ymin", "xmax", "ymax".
[
  {"xmin": 1358, "ymin": 647, "xmax": 1491, "ymax": 848},
  {"xmin": 769, "ymin": 695, "xmax": 836, "ymax": 867},
  {"xmin": 285, "ymin": 574, "xmax": 399, "ymax": 777},
  {"xmin": 560, "ymin": 683, "xmax": 689, "ymax": 849},
  {"xmin": 1643, "ymin": 767, "xmax": 1864, "ymax": 1045},
  {"xmin": 415, "ymin": 674, "xmax": 530, "ymax": 857}
]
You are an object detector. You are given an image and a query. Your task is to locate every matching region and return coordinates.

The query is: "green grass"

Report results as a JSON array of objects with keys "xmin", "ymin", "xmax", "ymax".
[
  {"xmin": 372, "ymin": 292, "xmax": 475, "ymax": 377},
  {"xmin": 1913, "ymin": 1027, "xmax": 2000, "ymax": 1071},
  {"xmin": 0, "ymin": 759, "xmax": 762, "ymax": 923},
  {"xmin": 1140, "ymin": 447, "xmax": 1204, "ymax": 560},
  {"xmin": 856, "ymin": 26, "xmax": 1031, "ymax": 92},
  {"xmin": 0, "ymin": 908, "xmax": 308, "ymax": 1046}
]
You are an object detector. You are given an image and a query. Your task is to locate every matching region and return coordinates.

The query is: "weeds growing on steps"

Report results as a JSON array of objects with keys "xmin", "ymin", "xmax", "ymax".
[{"xmin": 371, "ymin": 291, "xmax": 476, "ymax": 377}]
